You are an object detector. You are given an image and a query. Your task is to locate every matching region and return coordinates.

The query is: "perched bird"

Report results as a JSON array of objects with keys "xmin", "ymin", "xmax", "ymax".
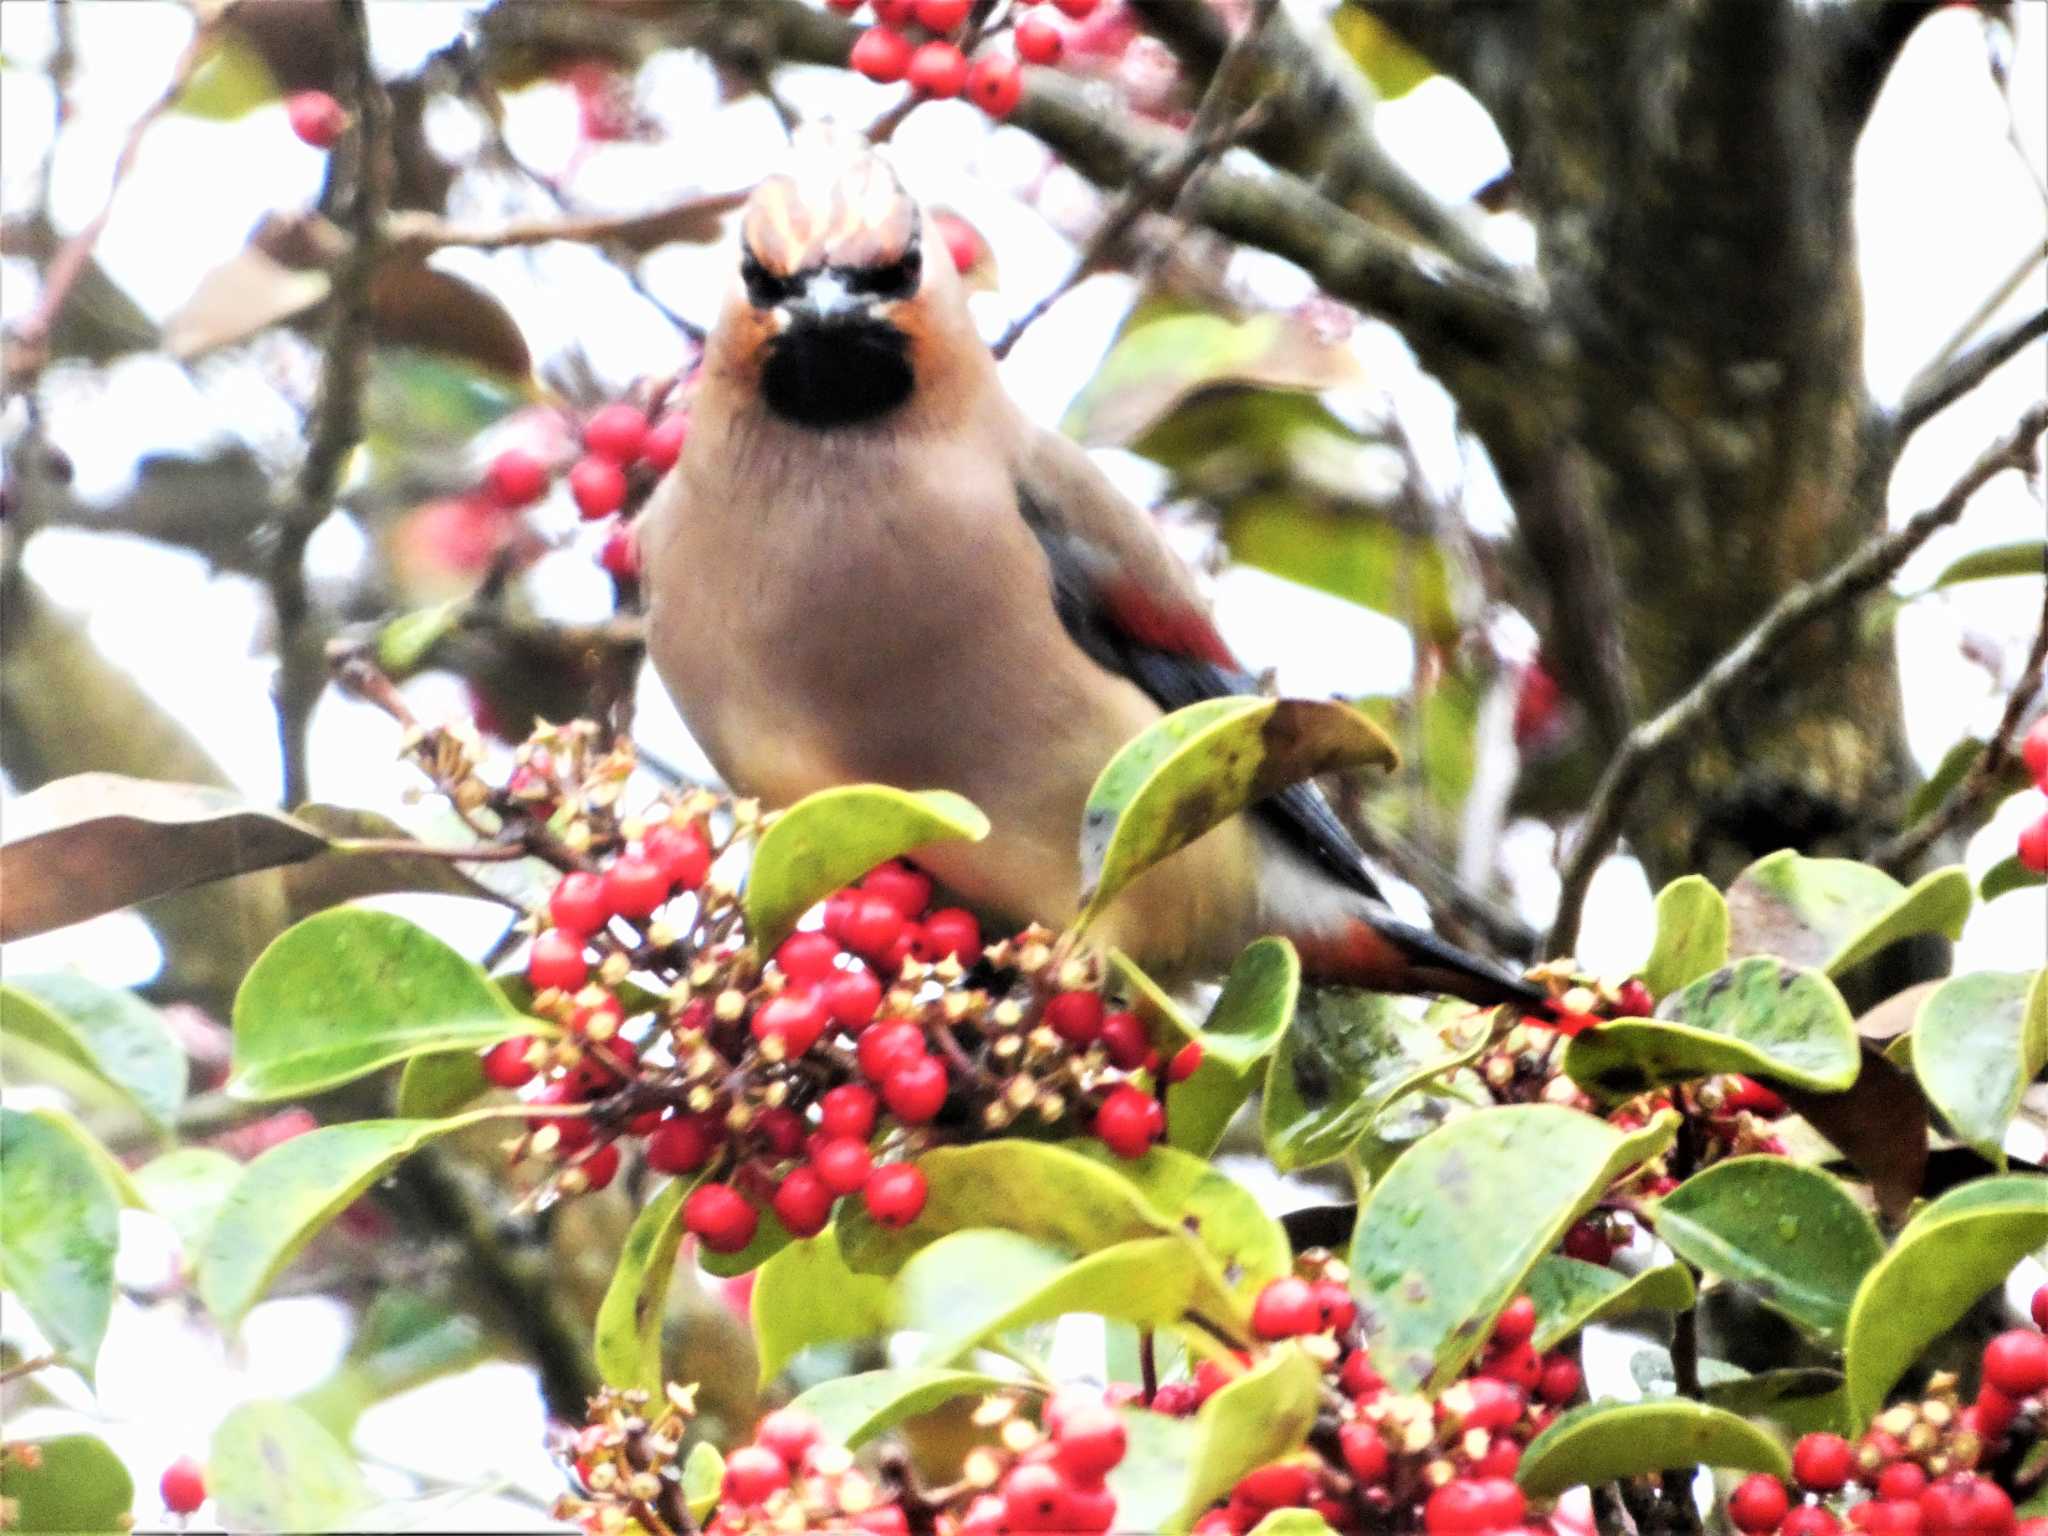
[{"xmin": 642, "ymin": 141, "xmax": 1537, "ymax": 1008}]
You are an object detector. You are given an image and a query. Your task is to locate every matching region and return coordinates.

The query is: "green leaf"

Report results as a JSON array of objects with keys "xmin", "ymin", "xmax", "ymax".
[
  {"xmin": 682, "ymin": 1443, "xmax": 724, "ymax": 1522},
  {"xmin": 898, "ymin": 1232, "xmax": 1202, "ymax": 1364},
  {"xmin": 1063, "ymin": 1140, "xmax": 1293, "ymax": 1302},
  {"xmin": 1246, "ymin": 1513, "xmax": 1340, "ymax": 1536},
  {"xmin": 1565, "ymin": 957, "xmax": 1860, "ymax": 1101},
  {"xmin": 1983, "ymin": 853, "xmax": 2047, "ymax": 901},
  {"xmin": 1263, "ymin": 991, "xmax": 1487, "ymax": 1171},
  {"xmin": 209, "ymin": 1399, "xmax": 371, "ymax": 1532},
  {"xmin": 134, "ymin": 1147, "xmax": 245, "ymax": 1257},
  {"xmin": 744, "ymin": 786, "xmax": 988, "ymax": 953},
  {"xmin": 0, "ymin": 974, "xmax": 185, "ymax": 1131},
  {"xmin": 173, "ymin": 32, "xmax": 280, "ymax": 119},
  {"xmin": 1199, "ymin": 938, "xmax": 1300, "ymax": 1072},
  {"xmin": 1910, "ymin": 970, "xmax": 2048, "ymax": 1164},
  {"xmin": 375, "ymin": 600, "xmax": 462, "ymax": 676},
  {"xmin": 1931, "ymin": 538, "xmax": 2045, "ymax": 587},
  {"xmin": 1079, "ymin": 698, "xmax": 1399, "ymax": 925},
  {"xmin": 0, "ymin": 1107, "xmax": 117, "ymax": 1377},
  {"xmin": 25, "ymin": 1103, "xmax": 147, "ymax": 1209},
  {"xmin": 1725, "ymin": 852, "xmax": 1969, "ymax": 976},
  {"xmin": 1516, "ymin": 1399, "xmax": 1789, "ymax": 1496},
  {"xmin": 1224, "ymin": 499, "xmax": 1460, "ymax": 645},
  {"xmin": 1843, "ymin": 1174, "xmax": 2048, "ymax": 1426},
  {"xmin": 752, "ymin": 1226, "xmax": 895, "ymax": 1385},
  {"xmin": 1640, "ymin": 876, "xmax": 1730, "ymax": 998},
  {"xmin": 790, "ymin": 1367, "xmax": 1012, "ymax": 1450},
  {"xmin": 1650, "ymin": 1158, "xmax": 1883, "ymax": 1340},
  {"xmin": 1524, "ymin": 1255, "xmax": 1696, "ymax": 1353},
  {"xmin": 1104, "ymin": 1407, "xmax": 1199, "ymax": 1534},
  {"xmin": 1172, "ymin": 1347, "xmax": 1323, "ymax": 1527},
  {"xmin": 696, "ymin": 1207, "xmax": 795, "ymax": 1279},
  {"xmin": 1350, "ymin": 1106, "xmax": 1679, "ymax": 1393},
  {"xmin": 230, "ymin": 908, "xmax": 540, "ymax": 1100},
  {"xmin": 595, "ymin": 1177, "xmax": 691, "ymax": 1394},
  {"xmin": 197, "ymin": 1115, "xmax": 484, "ymax": 1322},
  {"xmin": 394, "ymin": 1048, "xmax": 492, "ymax": 1119},
  {"xmin": 0, "ymin": 1434, "xmax": 133, "ymax": 1532},
  {"xmin": 1330, "ymin": 5, "xmax": 1436, "ymax": 98},
  {"xmin": 1701, "ymin": 1368, "xmax": 1849, "ymax": 1431}
]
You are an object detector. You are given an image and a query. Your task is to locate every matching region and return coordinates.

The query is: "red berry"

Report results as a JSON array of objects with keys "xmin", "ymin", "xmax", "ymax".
[
  {"xmin": 965, "ymin": 53, "xmax": 1023, "ymax": 117},
  {"xmin": 859, "ymin": 1019, "xmax": 928, "ymax": 1082},
  {"xmin": 642, "ymin": 411, "xmax": 688, "ymax": 472},
  {"xmin": 1099, "ymin": 1010, "xmax": 1149, "ymax": 1068},
  {"xmin": 1982, "ymin": 1328, "xmax": 2048, "ymax": 1397},
  {"xmin": 1783, "ymin": 1509, "xmax": 1842, "ymax": 1536},
  {"xmin": 685, "ymin": 1182, "xmax": 758, "ymax": 1253},
  {"xmin": 771, "ymin": 1166, "xmax": 834, "ymax": 1238},
  {"xmin": 1923, "ymin": 1478, "xmax": 2012, "ymax": 1536},
  {"xmin": 1312, "ymin": 1279, "xmax": 1356, "ymax": 1332},
  {"xmin": 777, "ymin": 931, "xmax": 843, "ymax": 985},
  {"xmin": 851, "ymin": 25, "xmax": 914, "ymax": 82},
  {"xmin": 1456, "ymin": 1377, "xmax": 1525, "ymax": 1432},
  {"xmin": 864, "ymin": 1163, "xmax": 928, "ymax": 1227},
  {"xmin": 840, "ymin": 895, "xmax": 908, "ymax": 962},
  {"xmin": 908, "ymin": 40, "xmax": 969, "ymax": 97},
  {"xmin": 1234, "ymin": 1462, "xmax": 1314, "ymax": 1511},
  {"xmin": 756, "ymin": 1407, "xmax": 822, "ymax": 1467},
  {"xmin": 1538, "ymin": 1353, "xmax": 1582, "ymax": 1404},
  {"xmin": 1339, "ymin": 1351, "xmax": 1383, "ymax": 1399},
  {"xmin": 1878, "ymin": 1463, "xmax": 1929, "ymax": 1503},
  {"xmin": 1615, "ymin": 978, "xmax": 1656, "ymax": 1016},
  {"xmin": 2020, "ymin": 807, "xmax": 2048, "ymax": 874},
  {"xmin": 810, "ymin": 1134, "xmax": 874, "ymax": 1196},
  {"xmin": 917, "ymin": 907, "xmax": 981, "ymax": 965},
  {"xmin": 286, "ymin": 90, "xmax": 347, "ymax": 149},
  {"xmin": 872, "ymin": 0, "xmax": 917, "ymax": 22},
  {"xmin": 1960, "ymin": 1479, "xmax": 2015, "ymax": 1536},
  {"xmin": 645, "ymin": 821, "xmax": 711, "ymax": 891},
  {"xmin": 482, "ymin": 1036, "xmax": 537, "ymax": 1088},
  {"xmin": 1338, "ymin": 1422, "xmax": 1387, "ymax": 1484},
  {"xmin": 1064, "ymin": 1484, "xmax": 1116, "ymax": 1534},
  {"xmin": 1472, "ymin": 1478, "xmax": 1525, "ymax": 1531},
  {"xmin": 1729, "ymin": 1477, "xmax": 1792, "ymax": 1535},
  {"xmin": 1168, "ymin": 1041, "xmax": 1204, "ymax": 1082},
  {"xmin": 1474, "ymin": 1435, "xmax": 1521, "ymax": 1480},
  {"xmin": 1794, "ymin": 1433, "xmax": 1854, "ymax": 1493},
  {"xmin": 583, "ymin": 404, "xmax": 648, "ymax": 466},
  {"xmin": 1046, "ymin": 990, "xmax": 1106, "ymax": 1045},
  {"xmin": 753, "ymin": 990, "xmax": 830, "ymax": 1058},
  {"xmin": 1562, "ymin": 1217, "xmax": 1615, "ymax": 1265},
  {"xmin": 825, "ymin": 0, "xmax": 863, "ymax": 10},
  {"xmin": 823, "ymin": 965, "xmax": 884, "ymax": 1029},
  {"xmin": 1095, "ymin": 1085, "xmax": 1159, "ymax": 1159},
  {"xmin": 818, "ymin": 1084, "xmax": 879, "ymax": 1140},
  {"xmin": 1424, "ymin": 1480, "xmax": 1491, "ymax": 1534},
  {"xmin": 723, "ymin": 1443, "xmax": 789, "ymax": 1506},
  {"xmin": 1251, "ymin": 1277, "xmax": 1321, "ymax": 1340},
  {"xmin": 528, "ymin": 928, "xmax": 588, "ymax": 992},
  {"xmin": 756, "ymin": 1106, "xmax": 806, "ymax": 1157},
  {"xmin": 2023, "ymin": 717, "xmax": 2048, "ymax": 786},
  {"xmin": 568, "ymin": 455, "xmax": 628, "ymax": 520},
  {"xmin": 161, "ymin": 1456, "xmax": 207, "ymax": 1515},
  {"xmin": 602, "ymin": 849, "xmax": 670, "ymax": 919},
  {"xmin": 1722, "ymin": 1075, "xmax": 1789, "ymax": 1115},
  {"xmin": 2033, "ymin": 1282, "xmax": 2048, "ymax": 1330},
  {"xmin": 915, "ymin": 0, "xmax": 970, "ymax": 29},
  {"xmin": 1493, "ymin": 1294, "xmax": 1537, "ymax": 1347},
  {"xmin": 647, "ymin": 1112, "xmax": 719, "ymax": 1175},
  {"xmin": 577, "ymin": 1140, "xmax": 621, "ymax": 1190},
  {"xmin": 484, "ymin": 448, "xmax": 550, "ymax": 508},
  {"xmin": 1481, "ymin": 1340, "xmax": 1542, "ymax": 1394},
  {"xmin": 1051, "ymin": 1402, "xmax": 1126, "ymax": 1482},
  {"xmin": 1015, "ymin": 14, "xmax": 1065, "ymax": 64},
  {"xmin": 1051, "ymin": 0, "xmax": 1098, "ymax": 16},
  {"xmin": 1004, "ymin": 1462, "xmax": 1072, "ymax": 1531},
  {"xmin": 883, "ymin": 1055, "xmax": 950, "ymax": 1123},
  {"xmin": 858, "ymin": 1507, "xmax": 912, "ymax": 1536},
  {"xmin": 550, "ymin": 871, "xmax": 609, "ymax": 934},
  {"xmin": 862, "ymin": 861, "xmax": 933, "ymax": 917}
]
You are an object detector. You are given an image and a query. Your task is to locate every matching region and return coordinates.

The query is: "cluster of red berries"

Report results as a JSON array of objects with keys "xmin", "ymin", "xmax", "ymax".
[
  {"xmin": 2014, "ymin": 718, "xmax": 2048, "ymax": 874},
  {"xmin": 1727, "ymin": 1292, "xmax": 2048, "ymax": 1536},
  {"xmin": 285, "ymin": 89, "xmax": 347, "ymax": 150},
  {"xmin": 951, "ymin": 1389, "xmax": 1131, "ymax": 1535},
  {"xmin": 837, "ymin": 0, "xmax": 1102, "ymax": 118}
]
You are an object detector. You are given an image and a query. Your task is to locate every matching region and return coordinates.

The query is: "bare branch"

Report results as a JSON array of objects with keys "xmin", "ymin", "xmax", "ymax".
[
  {"xmin": 1895, "ymin": 304, "xmax": 2048, "ymax": 442},
  {"xmin": 381, "ymin": 193, "xmax": 744, "ymax": 259},
  {"xmin": 1873, "ymin": 582, "xmax": 2048, "ymax": 874},
  {"xmin": 1548, "ymin": 403, "xmax": 2048, "ymax": 955}
]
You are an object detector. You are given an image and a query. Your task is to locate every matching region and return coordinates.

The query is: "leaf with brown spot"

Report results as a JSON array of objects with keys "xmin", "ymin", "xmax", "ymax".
[{"xmin": 0, "ymin": 774, "xmax": 330, "ymax": 942}]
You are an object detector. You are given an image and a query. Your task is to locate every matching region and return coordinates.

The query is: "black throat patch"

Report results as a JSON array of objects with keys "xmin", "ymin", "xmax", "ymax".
[{"xmin": 761, "ymin": 316, "xmax": 914, "ymax": 429}]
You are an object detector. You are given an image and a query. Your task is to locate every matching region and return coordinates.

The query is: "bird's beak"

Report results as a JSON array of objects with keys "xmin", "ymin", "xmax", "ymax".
[{"xmin": 776, "ymin": 271, "xmax": 869, "ymax": 332}]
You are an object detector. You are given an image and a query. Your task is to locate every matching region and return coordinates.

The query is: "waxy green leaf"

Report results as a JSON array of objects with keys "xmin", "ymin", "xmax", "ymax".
[
  {"xmin": 1517, "ymin": 1399, "xmax": 1789, "ymax": 1496},
  {"xmin": 1910, "ymin": 969, "xmax": 2047, "ymax": 1164},
  {"xmin": 595, "ymin": 1176, "xmax": 692, "ymax": 1393},
  {"xmin": 0, "ymin": 1107, "xmax": 118, "ymax": 1378}
]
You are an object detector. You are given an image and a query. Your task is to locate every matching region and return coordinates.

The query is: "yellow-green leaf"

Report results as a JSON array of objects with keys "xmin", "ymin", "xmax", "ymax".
[
  {"xmin": 1640, "ymin": 876, "xmax": 1729, "ymax": 999},
  {"xmin": 1910, "ymin": 970, "xmax": 2048, "ymax": 1165},
  {"xmin": 0, "ymin": 1107, "xmax": 118, "ymax": 1379},
  {"xmin": 752, "ymin": 1227, "xmax": 894, "ymax": 1386},
  {"xmin": 1516, "ymin": 1399, "xmax": 1789, "ymax": 1496},
  {"xmin": 595, "ymin": 1176, "xmax": 692, "ymax": 1393}
]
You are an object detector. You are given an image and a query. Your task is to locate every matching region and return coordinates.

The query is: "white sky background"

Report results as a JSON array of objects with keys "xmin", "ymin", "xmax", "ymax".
[{"xmin": 0, "ymin": 2, "xmax": 2045, "ymax": 1525}]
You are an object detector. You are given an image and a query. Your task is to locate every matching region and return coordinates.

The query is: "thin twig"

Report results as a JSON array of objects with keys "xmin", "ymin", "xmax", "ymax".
[
  {"xmin": 270, "ymin": 0, "xmax": 387, "ymax": 808},
  {"xmin": 0, "ymin": 1352, "xmax": 59, "ymax": 1386},
  {"xmin": 1895, "ymin": 304, "xmax": 2048, "ymax": 441},
  {"xmin": 1920, "ymin": 236, "xmax": 2048, "ymax": 378},
  {"xmin": 382, "ymin": 194, "xmax": 745, "ymax": 259},
  {"xmin": 1548, "ymin": 403, "xmax": 2048, "ymax": 955},
  {"xmin": 1873, "ymin": 580, "xmax": 2048, "ymax": 873}
]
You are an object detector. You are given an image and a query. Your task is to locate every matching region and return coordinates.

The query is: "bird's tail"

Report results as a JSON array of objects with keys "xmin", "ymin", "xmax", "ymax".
[{"xmin": 1289, "ymin": 901, "xmax": 1545, "ymax": 1010}]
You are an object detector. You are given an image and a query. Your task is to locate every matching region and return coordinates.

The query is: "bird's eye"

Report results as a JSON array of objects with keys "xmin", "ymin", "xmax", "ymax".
[
  {"xmin": 741, "ymin": 253, "xmax": 796, "ymax": 308},
  {"xmin": 847, "ymin": 247, "xmax": 919, "ymax": 300}
]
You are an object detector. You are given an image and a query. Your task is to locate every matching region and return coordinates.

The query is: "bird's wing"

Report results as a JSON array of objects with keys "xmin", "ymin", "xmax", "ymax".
[{"xmin": 1013, "ymin": 422, "xmax": 1387, "ymax": 904}]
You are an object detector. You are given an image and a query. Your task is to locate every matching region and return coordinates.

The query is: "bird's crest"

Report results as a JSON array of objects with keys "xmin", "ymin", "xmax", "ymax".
[{"xmin": 741, "ymin": 132, "xmax": 919, "ymax": 280}]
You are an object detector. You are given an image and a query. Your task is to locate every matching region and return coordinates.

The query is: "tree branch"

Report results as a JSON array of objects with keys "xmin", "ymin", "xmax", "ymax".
[
  {"xmin": 1548, "ymin": 403, "xmax": 2048, "ymax": 954},
  {"xmin": 1894, "ymin": 304, "xmax": 2048, "ymax": 442},
  {"xmin": 270, "ymin": 0, "xmax": 387, "ymax": 808},
  {"xmin": 1872, "ymin": 580, "xmax": 2048, "ymax": 875},
  {"xmin": 381, "ymin": 193, "xmax": 744, "ymax": 260}
]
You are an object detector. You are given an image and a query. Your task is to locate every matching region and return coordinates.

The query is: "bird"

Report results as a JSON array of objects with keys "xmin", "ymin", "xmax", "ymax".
[{"xmin": 640, "ymin": 139, "xmax": 1539, "ymax": 1009}]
